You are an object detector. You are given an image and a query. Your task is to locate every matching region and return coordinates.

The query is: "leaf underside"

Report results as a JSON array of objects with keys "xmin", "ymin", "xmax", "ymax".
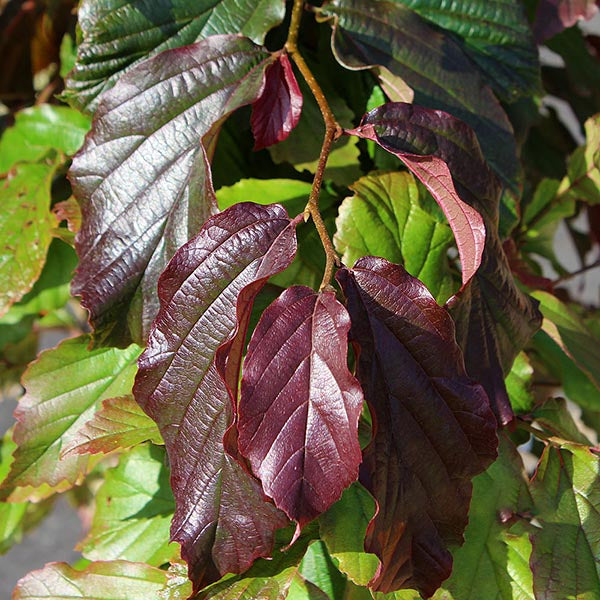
[
  {"xmin": 133, "ymin": 203, "xmax": 297, "ymax": 592},
  {"xmin": 337, "ymin": 256, "xmax": 497, "ymax": 596}
]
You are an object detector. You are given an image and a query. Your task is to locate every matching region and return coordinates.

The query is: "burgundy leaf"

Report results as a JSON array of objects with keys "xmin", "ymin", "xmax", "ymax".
[
  {"xmin": 336, "ymin": 256, "xmax": 497, "ymax": 597},
  {"xmin": 133, "ymin": 203, "xmax": 298, "ymax": 592},
  {"xmin": 69, "ymin": 36, "xmax": 275, "ymax": 346},
  {"xmin": 251, "ymin": 53, "xmax": 303, "ymax": 151},
  {"xmin": 347, "ymin": 105, "xmax": 485, "ymax": 288},
  {"xmin": 238, "ymin": 286, "xmax": 363, "ymax": 528},
  {"xmin": 349, "ymin": 102, "xmax": 542, "ymax": 426},
  {"xmin": 534, "ymin": 0, "xmax": 600, "ymax": 42}
]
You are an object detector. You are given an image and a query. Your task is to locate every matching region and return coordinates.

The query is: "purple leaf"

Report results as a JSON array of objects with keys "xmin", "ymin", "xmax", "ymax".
[
  {"xmin": 251, "ymin": 53, "xmax": 303, "ymax": 151},
  {"xmin": 69, "ymin": 36, "xmax": 275, "ymax": 346},
  {"xmin": 534, "ymin": 0, "xmax": 600, "ymax": 42},
  {"xmin": 133, "ymin": 203, "xmax": 298, "ymax": 592},
  {"xmin": 348, "ymin": 102, "xmax": 542, "ymax": 425},
  {"xmin": 348, "ymin": 108, "xmax": 485, "ymax": 288},
  {"xmin": 336, "ymin": 256, "xmax": 497, "ymax": 597},
  {"xmin": 238, "ymin": 287, "xmax": 363, "ymax": 527}
]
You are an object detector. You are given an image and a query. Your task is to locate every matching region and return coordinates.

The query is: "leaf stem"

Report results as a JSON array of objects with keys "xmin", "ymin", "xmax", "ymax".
[{"xmin": 285, "ymin": 0, "xmax": 342, "ymax": 291}]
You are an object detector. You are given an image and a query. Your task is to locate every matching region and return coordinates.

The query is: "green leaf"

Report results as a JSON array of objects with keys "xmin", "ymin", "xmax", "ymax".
[
  {"xmin": 13, "ymin": 560, "xmax": 168, "ymax": 599},
  {"xmin": 334, "ymin": 171, "xmax": 455, "ymax": 303},
  {"xmin": 505, "ymin": 352, "xmax": 535, "ymax": 414},
  {"xmin": 65, "ymin": 0, "xmax": 286, "ymax": 112},
  {"xmin": 388, "ymin": 0, "xmax": 540, "ymax": 100},
  {"xmin": 0, "ymin": 161, "xmax": 60, "ymax": 318},
  {"xmin": 533, "ymin": 291, "xmax": 600, "ymax": 393},
  {"xmin": 286, "ymin": 574, "xmax": 331, "ymax": 600},
  {"xmin": 79, "ymin": 443, "xmax": 177, "ymax": 566},
  {"xmin": 0, "ymin": 105, "xmax": 90, "ymax": 173},
  {"xmin": 159, "ymin": 561, "xmax": 193, "ymax": 600},
  {"xmin": 300, "ymin": 541, "xmax": 347, "ymax": 600},
  {"xmin": 433, "ymin": 435, "xmax": 534, "ymax": 600},
  {"xmin": 529, "ymin": 443, "xmax": 600, "ymax": 599},
  {"xmin": 0, "ymin": 239, "xmax": 77, "ymax": 325},
  {"xmin": 62, "ymin": 395, "xmax": 163, "ymax": 457},
  {"xmin": 319, "ymin": 483, "xmax": 379, "ymax": 586},
  {"xmin": 319, "ymin": 0, "xmax": 519, "ymax": 189},
  {"xmin": 217, "ymin": 178, "xmax": 337, "ymax": 290},
  {"xmin": 557, "ymin": 113, "xmax": 600, "ymax": 205},
  {"xmin": 532, "ymin": 398, "xmax": 592, "ymax": 445},
  {"xmin": 0, "ymin": 336, "xmax": 142, "ymax": 502}
]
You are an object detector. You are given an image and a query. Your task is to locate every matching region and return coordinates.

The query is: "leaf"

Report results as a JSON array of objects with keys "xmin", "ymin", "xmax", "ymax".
[
  {"xmin": 319, "ymin": 0, "xmax": 519, "ymax": 189},
  {"xmin": 534, "ymin": 0, "xmax": 599, "ymax": 42},
  {"xmin": 79, "ymin": 444, "xmax": 177, "ymax": 566},
  {"xmin": 505, "ymin": 352, "xmax": 535, "ymax": 414},
  {"xmin": 334, "ymin": 171, "xmax": 455, "ymax": 303},
  {"xmin": 0, "ymin": 105, "xmax": 90, "ymax": 173},
  {"xmin": 133, "ymin": 203, "xmax": 297, "ymax": 591},
  {"xmin": 287, "ymin": 573, "xmax": 332, "ymax": 600},
  {"xmin": 529, "ymin": 442, "xmax": 600, "ymax": 599},
  {"xmin": 64, "ymin": 0, "xmax": 286, "ymax": 111},
  {"xmin": 319, "ymin": 483, "xmax": 380, "ymax": 586},
  {"xmin": 336, "ymin": 257, "xmax": 497, "ymax": 596},
  {"xmin": 531, "ymin": 397, "xmax": 592, "ymax": 445},
  {"xmin": 62, "ymin": 395, "xmax": 163, "ymax": 457},
  {"xmin": 557, "ymin": 113, "xmax": 600, "ymax": 205},
  {"xmin": 13, "ymin": 560, "xmax": 168, "ymax": 600},
  {"xmin": 216, "ymin": 178, "xmax": 338, "ymax": 290},
  {"xmin": 300, "ymin": 541, "xmax": 347, "ymax": 599},
  {"xmin": 388, "ymin": 0, "xmax": 540, "ymax": 100},
  {"xmin": 160, "ymin": 561, "xmax": 193, "ymax": 600},
  {"xmin": 69, "ymin": 35, "xmax": 275, "ymax": 346},
  {"xmin": 238, "ymin": 286, "xmax": 363, "ymax": 527},
  {"xmin": 0, "ymin": 335, "xmax": 142, "ymax": 502},
  {"xmin": 533, "ymin": 291, "xmax": 600, "ymax": 392},
  {"xmin": 433, "ymin": 435, "xmax": 534, "ymax": 600},
  {"xmin": 347, "ymin": 104, "xmax": 485, "ymax": 288},
  {"xmin": 0, "ymin": 161, "xmax": 60, "ymax": 318},
  {"xmin": 0, "ymin": 239, "xmax": 77, "ymax": 325},
  {"xmin": 251, "ymin": 53, "xmax": 303, "ymax": 151}
]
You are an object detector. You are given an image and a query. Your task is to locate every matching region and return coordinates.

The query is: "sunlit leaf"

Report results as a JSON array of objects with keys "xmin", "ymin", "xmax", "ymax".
[
  {"xmin": 337, "ymin": 257, "xmax": 497, "ymax": 596},
  {"xmin": 239, "ymin": 287, "xmax": 363, "ymax": 527},
  {"xmin": 69, "ymin": 35, "xmax": 275, "ymax": 346},
  {"xmin": 0, "ymin": 336, "xmax": 141, "ymax": 502},
  {"xmin": 0, "ymin": 161, "xmax": 60, "ymax": 318},
  {"xmin": 506, "ymin": 352, "xmax": 536, "ymax": 414},
  {"xmin": 79, "ymin": 444, "xmax": 177, "ymax": 566},
  {"xmin": 13, "ymin": 560, "xmax": 168, "ymax": 600},
  {"xmin": 300, "ymin": 541, "xmax": 347, "ymax": 599},
  {"xmin": 334, "ymin": 170, "xmax": 455, "ymax": 303},
  {"xmin": 63, "ymin": 395, "xmax": 163, "ymax": 457},
  {"xmin": 64, "ymin": 0, "xmax": 286, "ymax": 111},
  {"xmin": 134, "ymin": 203, "xmax": 297, "ymax": 591}
]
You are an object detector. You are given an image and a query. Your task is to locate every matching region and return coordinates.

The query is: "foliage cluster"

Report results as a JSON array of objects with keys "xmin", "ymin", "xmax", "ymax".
[{"xmin": 1, "ymin": 0, "xmax": 600, "ymax": 598}]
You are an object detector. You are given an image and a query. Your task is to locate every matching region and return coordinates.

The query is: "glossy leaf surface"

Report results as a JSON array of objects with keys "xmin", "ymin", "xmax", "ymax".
[
  {"xmin": 0, "ymin": 105, "xmax": 90, "ymax": 172},
  {"xmin": 529, "ymin": 443, "xmax": 600, "ymax": 599},
  {"xmin": 251, "ymin": 53, "xmax": 303, "ymax": 150},
  {"xmin": 134, "ymin": 203, "xmax": 296, "ymax": 591},
  {"xmin": 0, "ymin": 162, "xmax": 60, "ymax": 318},
  {"xmin": 0, "ymin": 336, "xmax": 141, "ymax": 502},
  {"xmin": 337, "ymin": 257, "xmax": 497, "ymax": 596},
  {"xmin": 13, "ymin": 560, "xmax": 168, "ymax": 600},
  {"xmin": 80, "ymin": 444, "xmax": 177, "ymax": 566},
  {"xmin": 321, "ymin": 0, "xmax": 519, "ymax": 188},
  {"xmin": 348, "ymin": 104, "xmax": 485, "ymax": 288},
  {"xmin": 63, "ymin": 395, "xmax": 163, "ymax": 457},
  {"xmin": 65, "ymin": 0, "xmax": 285, "ymax": 111},
  {"xmin": 69, "ymin": 35, "xmax": 274, "ymax": 346},
  {"xmin": 388, "ymin": 0, "xmax": 540, "ymax": 100},
  {"xmin": 239, "ymin": 286, "xmax": 363, "ymax": 526},
  {"xmin": 334, "ymin": 171, "xmax": 455, "ymax": 303}
]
